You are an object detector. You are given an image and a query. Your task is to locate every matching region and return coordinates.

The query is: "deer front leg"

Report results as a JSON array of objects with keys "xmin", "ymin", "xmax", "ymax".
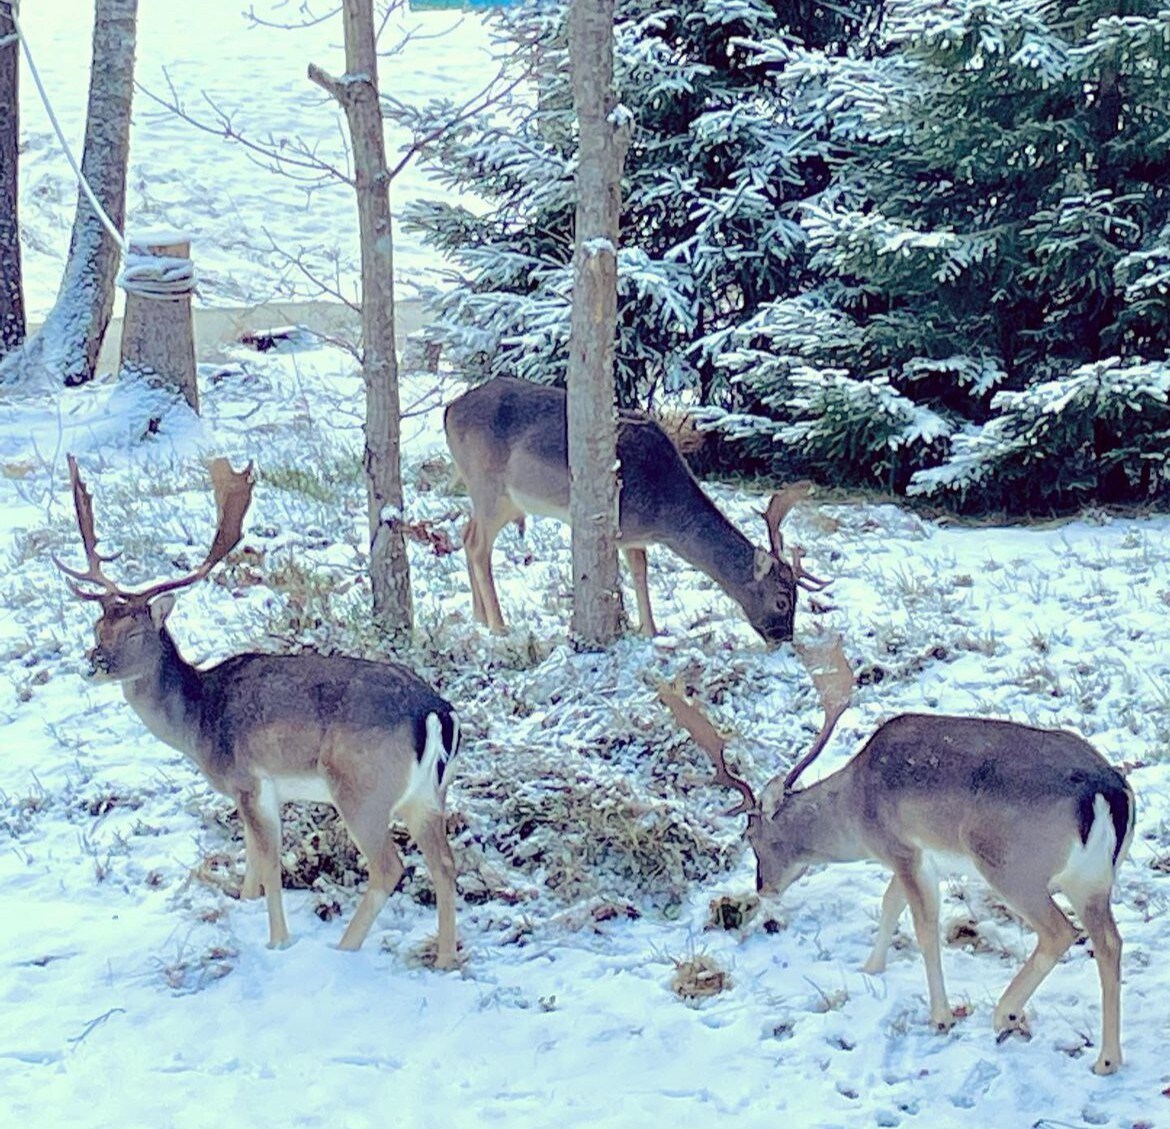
[
  {"xmin": 238, "ymin": 786, "xmax": 290, "ymax": 949},
  {"xmin": 896, "ymin": 861, "xmax": 954, "ymax": 1032},
  {"xmin": 862, "ymin": 876, "xmax": 907, "ymax": 975},
  {"xmin": 622, "ymin": 547, "xmax": 657, "ymax": 637}
]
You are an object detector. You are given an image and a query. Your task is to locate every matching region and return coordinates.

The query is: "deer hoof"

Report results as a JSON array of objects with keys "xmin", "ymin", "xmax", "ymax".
[
  {"xmin": 994, "ymin": 1011, "xmax": 1032, "ymax": 1044},
  {"xmin": 1092, "ymin": 1053, "xmax": 1120, "ymax": 1076}
]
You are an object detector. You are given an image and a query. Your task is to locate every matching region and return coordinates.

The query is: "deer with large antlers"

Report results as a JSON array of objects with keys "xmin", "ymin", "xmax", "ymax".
[
  {"xmin": 444, "ymin": 377, "xmax": 827, "ymax": 643},
  {"xmin": 660, "ymin": 641, "xmax": 1134, "ymax": 1074},
  {"xmin": 56, "ymin": 456, "xmax": 462, "ymax": 967}
]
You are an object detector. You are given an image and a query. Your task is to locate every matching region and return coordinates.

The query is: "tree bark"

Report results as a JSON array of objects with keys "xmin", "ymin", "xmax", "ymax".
[
  {"xmin": 566, "ymin": 0, "xmax": 631, "ymax": 648},
  {"xmin": 0, "ymin": 0, "xmax": 136, "ymax": 388},
  {"xmin": 0, "ymin": 2, "xmax": 24, "ymax": 357},
  {"xmin": 309, "ymin": 0, "xmax": 412, "ymax": 639}
]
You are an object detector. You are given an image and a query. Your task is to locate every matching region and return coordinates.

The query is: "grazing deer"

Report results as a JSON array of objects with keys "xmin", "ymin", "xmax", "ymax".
[
  {"xmin": 443, "ymin": 377, "xmax": 826, "ymax": 643},
  {"xmin": 56, "ymin": 456, "xmax": 462, "ymax": 967},
  {"xmin": 660, "ymin": 641, "xmax": 1134, "ymax": 1074}
]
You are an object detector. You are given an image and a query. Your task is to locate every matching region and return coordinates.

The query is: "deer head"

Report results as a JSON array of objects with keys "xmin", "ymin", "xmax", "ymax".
[
  {"xmin": 658, "ymin": 635, "xmax": 853, "ymax": 893},
  {"xmin": 55, "ymin": 455, "xmax": 255, "ymax": 681}
]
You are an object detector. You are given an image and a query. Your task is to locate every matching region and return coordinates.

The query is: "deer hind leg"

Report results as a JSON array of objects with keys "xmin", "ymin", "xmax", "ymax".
[
  {"xmin": 862, "ymin": 876, "xmax": 907, "ymax": 975},
  {"xmin": 462, "ymin": 518, "xmax": 487, "ymax": 624},
  {"xmin": 622, "ymin": 547, "xmax": 657, "ymax": 637},
  {"xmin": 895, "ymin": 859, "xmax": 954, "ymax": 1032},
  {"xmin": 984, "ymin": 878, "xmax": 1078, "ymax": 1044},
  {"xmin": 239, "ymin": 819, "xmax": 262, "ymax": 900},
  {"xmin": 237, "ymin": 783, "xmax": 290, "ymax": 948},
  {"xmin": 462, "ymin": 498, "xmax": 521, "ymax": 635},
  {"xmin": 322, "ymin": 763, "xmax": 406, "ymax": 952},
  {"xmin": 1062, "ymin": 887, "xmax": 1123, "ymax": 1075},
  {"xmin": 402, "ymin": 804, "xmax": 459, "ymax": 970}
]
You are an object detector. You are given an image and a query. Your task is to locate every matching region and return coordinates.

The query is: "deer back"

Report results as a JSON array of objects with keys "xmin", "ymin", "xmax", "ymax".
[
  {"xmin": 445, "ymin": 375, "xmax": 690, "ymax": 531},
  {"xmin": 445, "ymin": 377, "xmax": 799, "ymax": 641},
  {"xmin": 186, "ymin": 651, "xmax": 457, "ymax": 792},
  {"xmin": 754, "ymin": 714, "xmax": 1133, "ymax": 888}
]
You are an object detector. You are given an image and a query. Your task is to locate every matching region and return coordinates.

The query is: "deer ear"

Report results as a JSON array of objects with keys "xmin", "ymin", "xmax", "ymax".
[
  {"xmin": 150, "ymin": 593, "xmax": 177, "ymax": 626},
  {"xmin": 753, "ymin": 548, "xmax": 775, "ymax": 581}
]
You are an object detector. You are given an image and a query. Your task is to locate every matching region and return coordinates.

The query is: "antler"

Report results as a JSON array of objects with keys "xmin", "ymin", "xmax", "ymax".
[
  {"xmin": 658, "ymin": 682, "xmax": 758, "ymax": 816},
  {"xmin": 129, "ymin": 458, "xmax": 255, "ymax": 602},
  {"xmin": 783, "ymin": 635, "xmax": 853, "ymax": 793},
  {"xmin": 53, "ymin": 455, "xmax": 125, "ymax": 602},
  {"xmin": 790, "ymin": 545, "xmax": 831, "ymax": 593},
  {"xmin": 55, "ymin": 456, "xmax": 255, "ymax": 605},
  {"xmin": 762, "ymin": 482, "xmax": 812, "ymax": 558},
  {"xmin": 763, "ymin": 483, "xmax": 831, "ymax": 592}
]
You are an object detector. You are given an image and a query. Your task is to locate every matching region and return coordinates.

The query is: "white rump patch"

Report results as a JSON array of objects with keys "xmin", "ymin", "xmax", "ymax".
[
  {"xmin": 1053, "ymin": 793, "xmax": 1122, "ymax": 896},
  {"xmin": 392, "ymin": 711, "xmax": 452, "ymax": 816}
]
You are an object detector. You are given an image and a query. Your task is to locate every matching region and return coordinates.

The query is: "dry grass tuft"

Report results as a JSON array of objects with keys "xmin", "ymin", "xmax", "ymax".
[{"xmin": 672, "ymin": 952, "xmax": 731, "ymax": 1001}]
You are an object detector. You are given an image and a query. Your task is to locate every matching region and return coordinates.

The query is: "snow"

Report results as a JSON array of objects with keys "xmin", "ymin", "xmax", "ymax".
[
  {"xmin": 15, "ymin": 0, "xmax": 501, "ymax": 320},
  {"xmin": 3, "ymin": 4, "xmax": 1170, "ymax": 1128}
]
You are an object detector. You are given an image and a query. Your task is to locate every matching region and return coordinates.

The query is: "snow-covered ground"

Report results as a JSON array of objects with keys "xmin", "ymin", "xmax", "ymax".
[
  {"xmin": 3, "ymin": 5, "xmax": 1170, "ymax": 1128},
  {"xmin": 16, "ymin": 0, "xmax": 500, "ymax": 319}
]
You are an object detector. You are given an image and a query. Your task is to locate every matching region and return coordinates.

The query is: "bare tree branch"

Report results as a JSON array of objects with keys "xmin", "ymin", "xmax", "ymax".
[
  {"xmin": 136, "ymin": 73, "xmax": 354, "ymax": 187},
  {"xmin": 383, "ymin": 65, "xmax": 529, "ymax": 183}
]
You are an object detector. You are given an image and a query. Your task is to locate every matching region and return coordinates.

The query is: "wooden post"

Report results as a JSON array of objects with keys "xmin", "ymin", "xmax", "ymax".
[{"xmin": 119, "ymin": 229, "xmax": 199, "ymax": 412}]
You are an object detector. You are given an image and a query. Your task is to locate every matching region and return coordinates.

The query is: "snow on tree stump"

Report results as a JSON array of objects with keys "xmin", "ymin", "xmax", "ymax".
[{"xmin": 118, "ymin": 230, "xmax": 199, "ymax": 412}]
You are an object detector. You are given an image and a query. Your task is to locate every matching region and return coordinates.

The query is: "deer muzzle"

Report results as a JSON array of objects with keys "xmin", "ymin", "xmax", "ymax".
[{"xmin": 86, "ymin": 646, "xmax": 113, "ymax": 680}]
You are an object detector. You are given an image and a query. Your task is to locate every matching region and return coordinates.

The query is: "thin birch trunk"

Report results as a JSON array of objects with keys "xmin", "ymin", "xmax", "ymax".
[
  {"xmin": 0, "ymin": 0, "xmax": 136, "ymax": 387},
  {"xmin": 0, "ymin": 2, "xmax": 24, "ymax": 357},
  {"xmin": 566, "ymin": 0, "xmax": 631, "ymax": 647},
  {"xmin": 309, "ymin": 0, "xmax": 412, "ymax": 639}
]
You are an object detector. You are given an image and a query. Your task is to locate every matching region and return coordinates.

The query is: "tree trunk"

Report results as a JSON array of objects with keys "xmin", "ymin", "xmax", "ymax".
[
  {"xmin": 0, "ymin": 2, "xmax": 24, "ymax": 357},
  {"xmin": 566, "ymin": 0, "xmax": 631, "ymax": 648},
  {"xmin": 0, "ymin": 0, "xmax": 135, "ymax": 389},
  {"xmin": 309, "ymin": 0, "xmax": 412, "ymax": 640}
]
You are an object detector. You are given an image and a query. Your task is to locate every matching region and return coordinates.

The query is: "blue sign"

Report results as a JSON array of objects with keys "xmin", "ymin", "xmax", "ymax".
[{"xmin": 410, "ymin": 1, "xmax": 522, "ymax": 8}]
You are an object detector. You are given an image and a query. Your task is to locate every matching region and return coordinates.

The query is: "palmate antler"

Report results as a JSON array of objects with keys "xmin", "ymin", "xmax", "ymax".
[
  {"xmin": 54, "ymin": 455, "xmax": 256, "ymax": 603},
  {"xmin": 783, "ymin": 635, "xmax": 853, "ymax": 793},
  {"xmin": 657, "ymin": 682, "xmax": 758, "ymax": 816},
  {"xmin": 52, "ymin": 455, "xmax": 123, "ymax": 602},
  {"xmin": 762, "ymin": 484, "xmax": 831, "ymax": 593},
  {"xmin": 658, "ymin": 636, "xmax": 853, "ymax": 814}
]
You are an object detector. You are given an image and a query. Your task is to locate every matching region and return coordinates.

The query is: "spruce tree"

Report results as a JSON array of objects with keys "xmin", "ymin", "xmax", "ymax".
[
  {"xmin": 722, "ymin": 0, "xmax": 1170, "ymax": 509},
  {"xmin": 398, "ymin": 0, "xmax": 877, "ymax": 407}
]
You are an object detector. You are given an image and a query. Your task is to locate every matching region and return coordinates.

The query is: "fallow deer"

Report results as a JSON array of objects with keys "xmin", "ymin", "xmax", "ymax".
[
  {"xmin": 443, "ymin": 377, "xmax": 826, "ymax": 643},
  {"xmin": 56, "ymin": 456, "xmax": 462, "ymax": 967},
  {"xmin": 660, "ymin": 641, "xmax": 1134, "ymax": 1073}
]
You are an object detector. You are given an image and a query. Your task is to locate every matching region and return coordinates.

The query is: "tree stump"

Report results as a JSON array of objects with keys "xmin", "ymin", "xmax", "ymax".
[{"xmin": 119, "ymin": 230, "xmax": 199, "ymax": 412}]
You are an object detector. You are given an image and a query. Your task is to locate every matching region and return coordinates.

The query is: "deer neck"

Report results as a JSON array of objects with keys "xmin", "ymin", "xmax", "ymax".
[
  {"xmin": 770, "ymin": 774, "xmax": 869, "ymax": 865},
  {"xmin": 661, "ymin": 493, "xmax": 756, "ymax": 601},
  {"xmin": 120, "ymin": 629, "xmax": 205, "ymax": 761}
]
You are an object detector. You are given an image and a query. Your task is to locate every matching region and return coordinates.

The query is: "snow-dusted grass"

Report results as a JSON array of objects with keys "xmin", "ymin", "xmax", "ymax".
[
  {"xmin": 2, "ymin": 342, "xmax": 1169, "ymax": 1128},
  {"xmin": 5, "ymin": 4, "xmax": 1169, "ymax": 1125}
]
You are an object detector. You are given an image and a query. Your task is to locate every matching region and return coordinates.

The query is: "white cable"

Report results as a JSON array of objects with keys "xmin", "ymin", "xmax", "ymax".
[
  {"xmin": 11, "ymin": 3, "xmax": 128, "ymax": 252},
  {"xmin": 11, "ymin": 5, "xmax": 199, "ymax": 301}
]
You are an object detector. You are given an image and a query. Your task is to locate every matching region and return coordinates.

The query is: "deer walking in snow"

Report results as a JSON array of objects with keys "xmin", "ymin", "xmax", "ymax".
[
  {"xmin": 444, "ymin": 376, "xmax": 826, "ymax": 643},
  {"xmin": 661, "ymin": 641, "xmax": 1133, "ymax": 1073},
  {"xmin": 57, "ymin": 456, "xmax": 462, "ymax": 967}
]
